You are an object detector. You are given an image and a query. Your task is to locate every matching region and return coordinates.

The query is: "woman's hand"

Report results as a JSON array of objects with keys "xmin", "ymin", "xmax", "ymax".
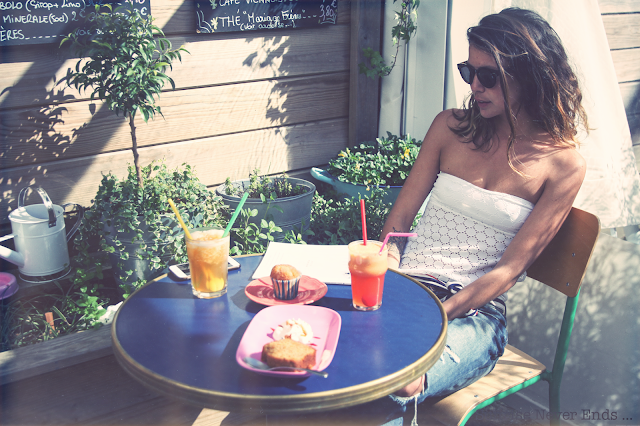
[{"xmin": 386, "ymin": 246, "xmax": 401, "ymax": 269}]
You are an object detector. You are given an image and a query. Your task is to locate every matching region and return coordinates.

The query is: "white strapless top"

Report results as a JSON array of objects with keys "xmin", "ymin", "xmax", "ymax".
[{"xmin": 399, "ymin": 172, "xmax": 534, "ymax": 290}]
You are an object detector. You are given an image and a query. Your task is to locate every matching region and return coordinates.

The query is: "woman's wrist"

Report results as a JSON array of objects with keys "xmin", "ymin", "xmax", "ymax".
[
  {"xmin": 386, "ymin": 244, "xmax": 401, "ymax": 268},
  {"xmin": 387, "ymin": 253, "xmax": 400, "ymax": 269}
]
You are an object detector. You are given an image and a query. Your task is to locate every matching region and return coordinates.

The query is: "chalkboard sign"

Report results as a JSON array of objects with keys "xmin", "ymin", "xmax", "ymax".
[
  {"xmin": 0, "ymin": 0, "xmax": 151, "ymax": 47},
  {"xmin": 195, "ymin": 0, "xmax": 338, "ymax": 33}
]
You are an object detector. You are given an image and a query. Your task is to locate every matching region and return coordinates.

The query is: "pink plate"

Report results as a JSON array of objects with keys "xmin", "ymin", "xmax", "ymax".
[
  {"xmin": 236, "ymin": 305, "xmax": 341, "ymax": 378},
  {"xmin": 0, "ymin": 272, "xmax": 18, "ymax": 300},
  {"xmin": 245, "ymin": 276, "xmax": 328, "ymax": 306}
]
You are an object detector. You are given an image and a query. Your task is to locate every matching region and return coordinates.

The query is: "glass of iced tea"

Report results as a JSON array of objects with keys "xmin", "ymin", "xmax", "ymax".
[
  {"xmin": 348, "ymin": 240, "xmax": 388, "ymax": 311},
  {"xmin": 185, "ymin": 227, "xmax": 230, "ymax": 298}
]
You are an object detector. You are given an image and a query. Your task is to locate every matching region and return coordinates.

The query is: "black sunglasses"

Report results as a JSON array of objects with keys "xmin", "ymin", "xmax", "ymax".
[{"xmin": 457, "ymin": 62, "xmax": 500, "ymax": 89}]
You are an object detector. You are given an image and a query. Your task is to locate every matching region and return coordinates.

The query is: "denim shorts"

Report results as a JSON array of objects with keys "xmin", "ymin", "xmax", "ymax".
[{"xmin": 268, "ymin": 302, "xmax": 507, "ymax": 426}]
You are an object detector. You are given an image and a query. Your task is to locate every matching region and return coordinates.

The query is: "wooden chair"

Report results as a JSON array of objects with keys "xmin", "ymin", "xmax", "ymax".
[{"xmin": 419, "ymin": 207, "xmax": 600, "ymax": 426}]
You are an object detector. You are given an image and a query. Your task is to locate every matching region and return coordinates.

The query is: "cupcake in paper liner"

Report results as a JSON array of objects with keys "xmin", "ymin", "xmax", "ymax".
[{"xmin": 270, "ymin": 264, "xmax": 301, "ymax": 300}]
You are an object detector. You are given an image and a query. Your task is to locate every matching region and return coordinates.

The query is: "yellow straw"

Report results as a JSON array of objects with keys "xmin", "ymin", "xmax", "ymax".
[{"xmin": 168, "ymin": 199, "xmax": 192, "ymax": 240}]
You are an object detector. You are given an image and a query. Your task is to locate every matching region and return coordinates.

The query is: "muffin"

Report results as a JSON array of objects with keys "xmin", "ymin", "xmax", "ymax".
[{"xmin": 270, "ymin": 264, "xmax": 301, "ymax": 300}]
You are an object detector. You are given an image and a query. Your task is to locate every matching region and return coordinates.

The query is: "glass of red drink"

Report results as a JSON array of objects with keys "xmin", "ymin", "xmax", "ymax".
[{"xmin": 348, "ymin": 240, "xmax": 388, "ymax": 311}]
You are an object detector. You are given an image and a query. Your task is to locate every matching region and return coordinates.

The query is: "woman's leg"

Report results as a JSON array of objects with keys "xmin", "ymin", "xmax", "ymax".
[
  {"xmin": 422, "ymin": 303, "xmax": 507, "ymax": 397},
  {"xmin": 387, "ymin": 303, "xmax": 507, "ymax": 423}
]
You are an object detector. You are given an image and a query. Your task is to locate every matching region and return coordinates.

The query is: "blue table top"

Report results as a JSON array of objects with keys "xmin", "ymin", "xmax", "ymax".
[{"xmin": 112, "ymin": 255, "xmax": 446, "ymax": 413}]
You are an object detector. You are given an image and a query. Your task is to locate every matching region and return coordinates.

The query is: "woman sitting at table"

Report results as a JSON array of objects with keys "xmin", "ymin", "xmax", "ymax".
[
  {"xmin": 376, "ymin": 6, "xmax": 589, "ymax": 424},
  {"xmin": 274, "ymin": 7, "xmax": 588, "ymax": 426}
]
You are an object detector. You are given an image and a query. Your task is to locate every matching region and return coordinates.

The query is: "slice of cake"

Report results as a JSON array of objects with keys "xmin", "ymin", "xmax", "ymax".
[{"xmin": 261, "ymin": 338, "xmax": 317, "ymax": 369}]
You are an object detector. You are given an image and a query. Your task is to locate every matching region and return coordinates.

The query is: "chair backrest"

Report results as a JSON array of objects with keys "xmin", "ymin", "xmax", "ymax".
[
  {"xmin": 525, "ymin": 207, "xmax": 599, "ymax": 418},
  {"xmin": 527, "ymin": 207, "xmax": 600, "ymax": 297}
]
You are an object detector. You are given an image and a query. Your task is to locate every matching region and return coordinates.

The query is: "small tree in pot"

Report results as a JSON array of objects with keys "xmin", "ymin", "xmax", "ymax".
[
  {"xmin": 61, "ymin": 0, "xmax": 188, "ymax": 186},
  {"xmin": 59, "ymin": 1, "xmax": 202, "ymax": 295}
]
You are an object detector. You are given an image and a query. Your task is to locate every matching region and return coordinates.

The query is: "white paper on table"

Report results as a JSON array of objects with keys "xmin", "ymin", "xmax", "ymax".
[{"xmin": 252, "ymin": 242, "xmax": 351, "ymax": 285}]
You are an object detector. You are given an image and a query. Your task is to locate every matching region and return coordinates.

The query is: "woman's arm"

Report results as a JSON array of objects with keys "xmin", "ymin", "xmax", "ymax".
[
  {"xmin": 380, "ymin": 111, "xmax": 452, "ymax": 268},
  {"xmin": 443, "ymin": 148, "xmax": 587, "ymax": 320}
]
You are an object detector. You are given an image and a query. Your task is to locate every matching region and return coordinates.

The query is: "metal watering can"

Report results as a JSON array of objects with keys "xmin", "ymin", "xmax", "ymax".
[{"xmin": 0, "ymin": 186, "xmax": 83, "ymax": 282}]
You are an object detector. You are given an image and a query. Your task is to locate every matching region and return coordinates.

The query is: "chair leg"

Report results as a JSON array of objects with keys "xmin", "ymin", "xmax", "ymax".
[{"xmin": 549, "ymin": 386, "xmax": 561, "ymax": 426}]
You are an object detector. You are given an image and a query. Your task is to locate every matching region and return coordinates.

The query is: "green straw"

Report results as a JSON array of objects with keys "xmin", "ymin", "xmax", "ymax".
[{"xmin": 223, "ymin": 192, "xmax": 249, "ymax": 238}]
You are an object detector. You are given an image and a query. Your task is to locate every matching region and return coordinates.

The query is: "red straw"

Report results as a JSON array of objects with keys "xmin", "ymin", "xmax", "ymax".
[{"xmin": 360, "ymin": 199, "xmax": 367, "ymax": 245}]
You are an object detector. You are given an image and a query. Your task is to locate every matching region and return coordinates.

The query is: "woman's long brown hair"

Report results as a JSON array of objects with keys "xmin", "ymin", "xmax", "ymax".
[{"xmin": 451, "ymin": 8, "xmax": 589, "ymax": 172}]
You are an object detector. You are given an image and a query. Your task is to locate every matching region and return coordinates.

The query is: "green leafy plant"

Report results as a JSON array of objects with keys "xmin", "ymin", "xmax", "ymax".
[
  {"xmin": 308, "ymin": 189, "xmax": 394, "ymax": 245},
  {"xmin": 326, "ymin": 133, "xmax": 421, "ymax": 187},
  {"xmin": 223, "ymin": 169, "xmax": 309, "ymax": 200},
  {"xmin": 60, "ymin": 0, "xmax": 188, "ymax": 187},
  {"xmin": 359, "ymin": 0, "xmax": 420, "ymax": 78},
  {"xmin": 1, "ymin": 188, "xmax": 402, "ymax": 352},
  {"xmin": 73, "ymin": 162, "xmax": 227, "ymax": 297},
  {"xmin": 0, "ymin": 279, "xmax": 116, "ymax": 352},
  {"xmin": 229, "ymin": 208, "xmax": 283, "ymax": 255}
]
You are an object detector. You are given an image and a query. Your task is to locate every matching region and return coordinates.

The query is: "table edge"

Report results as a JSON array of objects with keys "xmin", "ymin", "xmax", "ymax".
[{"xmin": 111, "ymin": 258, "xmax": 447, "ymax": 414}]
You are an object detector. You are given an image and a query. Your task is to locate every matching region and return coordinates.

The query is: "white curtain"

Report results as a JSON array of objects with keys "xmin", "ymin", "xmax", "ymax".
[{"xmin": 378, "ymin": 0, "xmax": 640, "ymax": 229}]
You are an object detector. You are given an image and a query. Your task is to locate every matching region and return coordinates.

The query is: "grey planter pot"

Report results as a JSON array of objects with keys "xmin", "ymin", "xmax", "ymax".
[
  {"xmin": 215, "ymin": 177, "xmax": 316, "ymax": 242},
  {"xmin": 310, "ymin": 167, "xmax": 429, "ymax": 215},
  {"xmin": 103, "ymin": 216, "xmax": 173, "ymax": 290},
  {"xmin": 310, "ymin": 167, "xmax": 402, "ymax": 204}
]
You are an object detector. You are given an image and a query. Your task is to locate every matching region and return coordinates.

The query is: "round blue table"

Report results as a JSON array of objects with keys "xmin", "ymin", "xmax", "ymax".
[{"xmin": 112, "ymin": 255, "xmax": 446, "ymax": 414}]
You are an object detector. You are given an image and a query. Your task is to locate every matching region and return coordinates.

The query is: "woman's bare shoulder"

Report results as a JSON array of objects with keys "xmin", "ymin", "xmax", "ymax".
[
  {"xmin": 433, "ymin": 109, "xmax": 465, "ymax": 126},
  {"xmin": 425, "ymin": 109, "xmax": 465, "ymax": 141},
  {"xmin": 541, "ymin": 145, "xmax": 586, "ymax": 189}
]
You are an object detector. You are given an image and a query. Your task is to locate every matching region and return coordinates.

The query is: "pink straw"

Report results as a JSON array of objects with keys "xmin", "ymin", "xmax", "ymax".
[
  {"xmin": 360, "ymin": 199, "xmax": 367, "ymax": 245},
  {"xmin": 379, "ymin": 232, "xmax": 418, "ymax": 254}
]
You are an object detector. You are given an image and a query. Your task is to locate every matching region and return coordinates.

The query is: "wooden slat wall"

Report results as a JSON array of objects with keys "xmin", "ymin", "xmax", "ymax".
[
  {"xmin": 0, "ymin": 0, "xmax": 352, "ymax": 219},
  {"xmin": 600, "ymin": 0, "xmax": 640, "ymax": 147}
]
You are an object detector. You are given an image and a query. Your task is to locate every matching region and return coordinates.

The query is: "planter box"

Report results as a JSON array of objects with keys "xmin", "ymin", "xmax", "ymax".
[
  {"xmin": 0, "ymin": 325, "xmax": 112, "ymax": 385},
  {"xmin": 215, "ymin": 178, "xmax": 316, "ymax": 242}
]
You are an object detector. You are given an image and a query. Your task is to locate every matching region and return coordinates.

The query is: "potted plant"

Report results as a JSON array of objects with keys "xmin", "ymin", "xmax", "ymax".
[
  {"xmin": 311, "ymin": 132, "xmax": 421, "ymax": 204},
  {"xmin": 73, "ymin": 162, "xmax": 227, "ymax": 295},
  {"xmin": 216, "ymin": 170, "xmax": 316, "ymax": 242},
  {"xmin": 59, "ymin": 1, "xmax": 195, "ymax": 293}
]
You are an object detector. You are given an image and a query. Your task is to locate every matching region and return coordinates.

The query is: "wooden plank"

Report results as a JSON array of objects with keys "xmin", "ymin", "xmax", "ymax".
[
  {"xmin": 0, "ymin": 325, "xmax": 112, "ymax": 385},
  {"xmin": 602, "ymin": 14, "xmax": 640, "ymax": 50},
  {"xmin": 610, "ymin": 48, "xmax": 640, "ymax": 83},
  {"xmin": 598, "ymin": 0, "xmax": 640, "ymax": 14},
  {"xmin": 618, "ymin": 82, "xmax": 640, "ymax": 146},
  {"xmin": 151, "ymin": 0, "xmax": 351, "ymax": 36},
  {"xmin": 0, "ymin": 73, "xmax": 349, "ymax": 166},
  {"xmin": 349, "ymin": 0, "xmax": 383, "ymax": 146},
  {"xmin": 619, "ymin": 81, "xmax": 640, "ymax": 114},
  {"xmin": 0, "ymin": 26, "xmax": 350, "ymax": 111},
  {"xmin": 0, "ymin": 118, "xmax": 348, "ymax": 218}
]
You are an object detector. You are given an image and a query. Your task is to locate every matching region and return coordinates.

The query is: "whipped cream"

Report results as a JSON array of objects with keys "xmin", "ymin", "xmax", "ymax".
[{"xmin": 273, "ymin": 319, "xmax": 314, "ymax": 344}]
